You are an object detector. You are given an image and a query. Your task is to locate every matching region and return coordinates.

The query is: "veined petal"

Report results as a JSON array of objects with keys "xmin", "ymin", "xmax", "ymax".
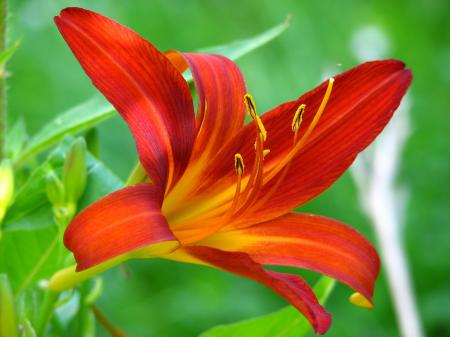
[
  {"xmin": 174, "ymin": 60, "xmax": 411, "ymax": 225},
  {"xmin": 168, "ymin": 246, "xmax": 331, "ymax": 334},
  {"xmin": 249, "ymin": 60, "xmax": 412, "ymax": 222},
  {"xmin": 200, "ymin": 213, "xmax": 380, "ymax": 303},
  {"xmin": 64, "ymin": 184, "xmax": 178, "ymax": 271},
  {"xmin": 182, "ymin": 53, "xmax": 247, "ymax": 159},
  {"xmin": 163, "ymin": 53, "xmax": 247, "ymax": 215},
  {"xmin": 55, "ymin": 8, "xmax": 196, "ymax": 195}
]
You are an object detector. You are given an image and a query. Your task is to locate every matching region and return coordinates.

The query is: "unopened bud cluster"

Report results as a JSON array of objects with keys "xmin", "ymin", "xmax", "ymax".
[{"xmin": 46, "ymin": 138, "xmax": 87, "ymax": 228}]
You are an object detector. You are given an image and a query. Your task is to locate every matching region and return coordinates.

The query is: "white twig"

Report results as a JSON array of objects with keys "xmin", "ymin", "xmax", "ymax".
[{"xmin": 350, "ymin": 97, "xmax": 424, "ymax": 337}]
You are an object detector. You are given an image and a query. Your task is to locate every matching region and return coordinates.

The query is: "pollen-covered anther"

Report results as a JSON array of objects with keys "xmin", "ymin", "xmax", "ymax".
[
  {"xmin": 263, "ymin": 77, "xmax": 335, "ymax": 184},
  {"xmin": 226, "ymin": 153, "xmax": 245, "ymax": 217},
  {"xmin": 244, "ymin": 93, "xmax": 267, "ymax": 141},
  {"xmin": 234, "ymin": 153, "xmax": 245, "ymax": 176},
  {"xmin": 291, "ymin": 104, "xmax": 306, "ymax": 133},
  {"xmin": 263, "ymin": 149, "xmax": 270, "ymax": 158}
]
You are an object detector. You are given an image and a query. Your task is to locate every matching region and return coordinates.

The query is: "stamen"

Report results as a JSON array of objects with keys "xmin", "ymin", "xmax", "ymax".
[
  {"xmin": 245, "ymin": 93, "xmax": 267, "ymax": 141},
  {"xmin": 291, "ymin": 104, "xmax": 306, "ymax": 133},
  {"xmin": 234, "ymin": 134, "xmax": 265, "ymax": 215},
  {"xmin": 263, "ymin": 149, "xmax": 270, "ymax": 158},
  {"xmin": 234, "ymin": 153, "xmax": 245, "ymax": 175},
  {"xmin": 264, "ymin": 78, "xmax": 334, "ymax": 183},
  {"xmin": 227, "ymin": 153, "xmax": 244, "ymax": 216},
  {"xmin": 240, "ymin": 133, "xmax": 264, "ymax": 202},
  {"xmin": 244, "ymin": 93, "xmax": 257, "ymax": 119}
]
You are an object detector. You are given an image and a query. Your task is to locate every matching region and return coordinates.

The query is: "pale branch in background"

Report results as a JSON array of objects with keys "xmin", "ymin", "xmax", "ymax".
[{"xmin": 351, "ymin": 97, "xmax": 424, "ymax": 337}]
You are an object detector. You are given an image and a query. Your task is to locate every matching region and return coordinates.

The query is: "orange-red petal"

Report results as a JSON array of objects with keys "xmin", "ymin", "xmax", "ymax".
[
  {"xmin": 64, "ymin": 184, "xmax": 178, "ymax": 271},
  {"xmin": 163, "ymin": 53, "xmax": 247, "ymax": 216},
  {"xmin": 182, "ymin": 53, "xmax": 247, "ymax": 160},
  {"xmin": 200, "ymin": 212, "xmax": 380, "ymax": 303},
  {"xmin": 186, "ymin": 60, "xmax": 411, "ymax": 225},
  {"xmin": 55, "ymin": 8, "xmax": 195, "ymax": 195},
  {"xmin": 185, "ymin": 246, "xmax": 332, "ymax": 334}
]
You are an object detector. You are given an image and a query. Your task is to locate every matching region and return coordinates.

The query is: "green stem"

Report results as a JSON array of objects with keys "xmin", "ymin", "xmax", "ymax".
[
  {"xmin": 35, "ymin": 290, "xmax": 59, "ymax": 337},
  {"xmin": 0, "ymin": 0, "xmax": 7, "ymax": 159},
  {"xmin": 17, "ymin": 235, "xmax": 59, "ymax": 293},
  {"xmin": 125, "ymin": 161, "xmax": 147, "ymax": 185}
]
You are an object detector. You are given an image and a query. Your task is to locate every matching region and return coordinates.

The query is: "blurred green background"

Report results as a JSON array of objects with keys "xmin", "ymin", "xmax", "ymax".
[{"xmin": 6, "ymin": 0, "xmax": 450, "ymax": 336}]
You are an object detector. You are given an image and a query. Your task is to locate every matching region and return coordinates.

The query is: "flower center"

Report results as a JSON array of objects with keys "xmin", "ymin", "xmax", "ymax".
[{"xmin": 165, "ymin": 79, "xmax": 334, "ymax": 243}]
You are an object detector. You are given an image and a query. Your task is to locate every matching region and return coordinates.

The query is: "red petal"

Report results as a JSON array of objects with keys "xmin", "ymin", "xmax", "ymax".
[
  {"xmin": 200, "ymin": 213, "xmax": 380, "ymax": 303},
  {"xmin": 185, "ymin": 60, "xmax": 411, "ymax": 224},
  {"xmin": 182, "ymin": 53, "xmax": 247, "ymax": 160},
  {"xmin": 163, "ymin": 53, "xmax": 247, "ymax": 216},
  {"xmin": 55, "ymin": 8, "xmax": 195, "ymax": 195},
  {"xmin": 186, "ymin": 246, "xmax": 332, "ymax": 334},
  {"xmin": 64, "ymin": 184, "xmax": 178, "ymax": 271}
]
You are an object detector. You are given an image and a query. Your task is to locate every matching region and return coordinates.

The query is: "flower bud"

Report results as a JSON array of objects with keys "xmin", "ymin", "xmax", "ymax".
[
  {"xmin": 0, "ymin": 274, "xmax": 18, "ymax": 337},
  {"xmin": 63, "ymin": 138, "xmax": 87, "ymax": 204},
  {"xmin": 46, "ymin": 171, "xmax": 65, "ymax": 207},
  {"xmin": 0, "ymin": 160, "xmax": 14, "ymax": 224}
]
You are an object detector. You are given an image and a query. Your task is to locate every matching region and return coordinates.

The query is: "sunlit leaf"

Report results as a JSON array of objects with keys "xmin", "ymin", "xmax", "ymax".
[
  {"xmin": 0, "ymin": 39, "xmax": 21, "ymax": 67},
  {"xmin": 16, "ymin": 97, "xmax": 114, "ymax": 165},
  {"xmin": 200, "ymin": 276, "xmax": 335, "ymax": 337},
  {"xmin": 198, "ymin": 16, "xmax": 290, "ymax": 61}
]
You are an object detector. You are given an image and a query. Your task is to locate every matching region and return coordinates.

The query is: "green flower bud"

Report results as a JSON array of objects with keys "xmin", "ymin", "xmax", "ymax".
[
  {"xmin": 46, "ymin": 171, "xmax": 65, "ymax": 207},
  {"xmin": 53, "ymin": 202, "xmax": 76, "ymax": 228},
  {"xmin": 0, "ymin": 274, "xmax": 18, "ymax": 337},
  {"xmin": 0, "ymin": 160, "xmax": 14, "ymax": 224},
  {"xmin": 63, "ymin": 138, "xmax": 87, "ymax": 204}
]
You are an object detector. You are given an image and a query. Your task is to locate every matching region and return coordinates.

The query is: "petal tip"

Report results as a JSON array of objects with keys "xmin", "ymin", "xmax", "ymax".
[{"xmin": 349, "ymin": 292, "xmax": 374, "ymax": 310}]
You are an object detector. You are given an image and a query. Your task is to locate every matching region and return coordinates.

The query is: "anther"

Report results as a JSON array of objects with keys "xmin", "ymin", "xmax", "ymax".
[
  {"xmin": 234, "ymin": 153, "xmax": 245, "ymax": 176},
  {"xmin": 244, "ymin": 94, "xmax": 257, "ymax": 119},
  {"xmin": 291, "ymin": 104, "xmax": 306, "ymax": 133},
  {"xmin": 244, "ymin": 93, "xmax": 267, "ymax": 141}
]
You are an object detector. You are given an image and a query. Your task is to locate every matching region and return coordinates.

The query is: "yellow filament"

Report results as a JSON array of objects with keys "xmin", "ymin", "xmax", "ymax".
[
  {"xmin": 234, "ymin": 134, "xmax": 265, "ymax": 215},
  {"xmin": 253, "ymin": 111, "xmax": 303, "ymax": 210},
  {"xmin": 264, "ymin": 78, "xmax": 334, "ymax": 183},
  {"xmin": 239, "ymin": 133, "xmax": 263, "ymax": 203},
  {"xmin": 226, "ymin": 153, "xmax": 244, "ymax": 215}
]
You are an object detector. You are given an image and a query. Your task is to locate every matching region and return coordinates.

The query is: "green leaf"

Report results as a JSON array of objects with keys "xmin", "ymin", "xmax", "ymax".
[
  {"xmin": 198, "ymin": 16, "xmax": 290, "ymax": 61},
  {"xmin": 6, "ymin": 118, "xmax": 27, "ymax": 161},
  {"xmin": 16, "ymin": 97, "xmax": 115, "ymax": 166},
  {"xmin": 17, "ymin": 19, "xmax": 289, "ymax": 164},
  {"xmin": 0, "ymin": 39, "xmax": 21, "ymax": 67},
  {"xmin": 199, "ymin": 276, "xmax": 335, "ymax": 337}
]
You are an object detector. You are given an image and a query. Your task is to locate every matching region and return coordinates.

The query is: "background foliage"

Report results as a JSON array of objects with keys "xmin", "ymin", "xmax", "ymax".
[{"xmin": 5, "ymin": 0, "xmax": 449, "ymax": 336}]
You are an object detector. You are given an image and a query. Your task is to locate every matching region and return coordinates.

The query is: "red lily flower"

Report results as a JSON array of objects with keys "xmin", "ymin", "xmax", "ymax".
[{"xmin": 54, "ymin": 7, "xmax": 411, "ymax": 334}]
